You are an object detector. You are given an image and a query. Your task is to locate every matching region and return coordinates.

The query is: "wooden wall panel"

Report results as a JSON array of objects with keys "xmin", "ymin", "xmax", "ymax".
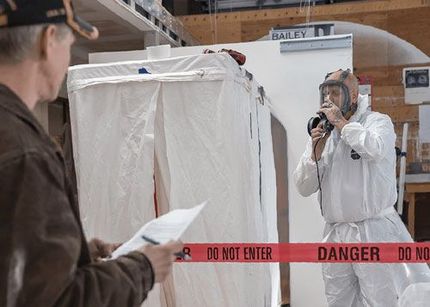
[
  {"xmin": 357, "ymin": 62, "xmax": 430, "ymax": 172},
  {"xmin": 177, "ymin": 0, "xmax": 430, "ymax": 294},
  {"xmin": 422, "ymin": 143, "xmax": 430, "ymax": 161},
  {"xmin": 180, "ymin": 1, "xmax": 430, "ymax": 46},
  {"xmin": 186, "ymin": 22, "xmax": 242, "ymax": 44},
  {"xmin": 180, "ymin": 1, "xmax": 430, "ymax": 172},
  {"xmin": 387, "ymin": 8, "xmax": 430, "ymax": 54},
  {"xmin": 372, "ymin": 85, "xmax": 404, "ymax": 98},
  {"xmin": 374, "ymin": 105, "xmax": 419, "ymax": 122}
]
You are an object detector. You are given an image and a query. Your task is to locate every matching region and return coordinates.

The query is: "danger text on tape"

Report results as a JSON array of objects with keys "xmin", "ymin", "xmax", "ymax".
[{"xmin": 175, "ymin": 243, "xmax": 430, "ymax": 263}]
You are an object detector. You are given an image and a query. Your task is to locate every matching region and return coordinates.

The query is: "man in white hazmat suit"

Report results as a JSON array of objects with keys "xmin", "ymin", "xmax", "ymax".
[{"xmin": 294, "ymin": 69, "xmax": 430, "ymax": 306}]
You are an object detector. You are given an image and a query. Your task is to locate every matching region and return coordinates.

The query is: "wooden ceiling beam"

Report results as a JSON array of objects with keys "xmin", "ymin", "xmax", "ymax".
[{"xmin": 180, "ymin": 0, "xmax": 430, "ymax": 25}]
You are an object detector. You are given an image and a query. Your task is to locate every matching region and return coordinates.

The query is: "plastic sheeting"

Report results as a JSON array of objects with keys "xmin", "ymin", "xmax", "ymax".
[
  {"xmin": 399, "ymin": 282, "xmax": 430, "ymax": 307},
  {"xmin": 67, "ymin": 53, "xmax": 279, "ymax": 307},
  {"xmin": 322, "ymin": 211, "xmax": 430, "ymax": 307}
]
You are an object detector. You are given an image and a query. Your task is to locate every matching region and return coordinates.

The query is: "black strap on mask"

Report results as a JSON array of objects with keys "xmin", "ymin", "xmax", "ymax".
[{"xmin": 324, "ymin": 68, "xmax": 350, "ymax": 81}]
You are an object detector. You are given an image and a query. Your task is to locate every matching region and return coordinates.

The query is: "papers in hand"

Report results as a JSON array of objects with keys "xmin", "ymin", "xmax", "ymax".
[{"xmin": 111, "ymin": 201, "xmax": 207, "ymax": 259}]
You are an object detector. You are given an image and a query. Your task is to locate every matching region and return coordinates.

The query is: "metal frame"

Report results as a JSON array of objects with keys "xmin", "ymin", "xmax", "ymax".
[{"xmin": 280, "ymin": 34, "xmax": 352, "ymax": 52}]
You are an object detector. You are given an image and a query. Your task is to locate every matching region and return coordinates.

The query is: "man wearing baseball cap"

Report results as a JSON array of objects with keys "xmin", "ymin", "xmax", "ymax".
[{"xmin": 0, "ymin": 1, "xmax": 183, "ymax": 306}]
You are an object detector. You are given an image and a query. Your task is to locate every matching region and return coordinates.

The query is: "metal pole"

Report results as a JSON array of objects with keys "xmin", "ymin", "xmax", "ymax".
[{"xmin": 397, "ymin": 123, "xmax": 409, "ymax": 215}]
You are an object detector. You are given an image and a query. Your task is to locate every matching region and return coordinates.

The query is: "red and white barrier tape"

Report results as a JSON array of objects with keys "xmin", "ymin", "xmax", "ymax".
[{"xmin": 176, "ymin": 243, "xmax": 430, "ymax": 263}]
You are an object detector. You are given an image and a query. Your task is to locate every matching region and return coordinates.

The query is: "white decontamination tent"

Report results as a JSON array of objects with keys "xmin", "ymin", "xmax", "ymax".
[{"xmin": 67, "ymin": 53, "xmax": 280, "ymax": 307}]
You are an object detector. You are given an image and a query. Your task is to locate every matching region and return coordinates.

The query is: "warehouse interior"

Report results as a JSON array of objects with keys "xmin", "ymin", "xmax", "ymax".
[{"xmin": 2, "ymin": 0, "xmax": 430, "ymax": 306}]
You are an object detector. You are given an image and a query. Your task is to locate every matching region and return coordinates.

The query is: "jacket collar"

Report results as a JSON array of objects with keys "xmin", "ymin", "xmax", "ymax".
[{"xmin": 0, "ymin": 83, "xmax": 47, "ymax": 137}]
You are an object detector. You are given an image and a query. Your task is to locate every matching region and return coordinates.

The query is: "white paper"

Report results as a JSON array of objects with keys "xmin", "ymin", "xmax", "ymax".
[
  {"xmin": 419, "ymin": 105, "xmax": 430, "ymax": 143},
  {"xmin": 111, "ymin": 201, "xmax": 207, "ymax": 258}
]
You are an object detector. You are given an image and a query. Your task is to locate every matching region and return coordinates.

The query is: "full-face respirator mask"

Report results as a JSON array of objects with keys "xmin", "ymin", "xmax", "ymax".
[{"xmin": 307, "ymin": 69, "xmax": 352, "ymax": 136}]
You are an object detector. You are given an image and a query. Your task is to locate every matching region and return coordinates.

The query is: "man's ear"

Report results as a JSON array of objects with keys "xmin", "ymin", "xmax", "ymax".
[{"xmin": 38, "ymin": 25, "xmax": 57, "ymax": 60}]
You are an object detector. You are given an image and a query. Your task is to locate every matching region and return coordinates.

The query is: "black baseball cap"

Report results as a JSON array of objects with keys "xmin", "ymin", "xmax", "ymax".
[{"xmin": 0, "ymin": 0, "xmax": 98, "ymax": 40}]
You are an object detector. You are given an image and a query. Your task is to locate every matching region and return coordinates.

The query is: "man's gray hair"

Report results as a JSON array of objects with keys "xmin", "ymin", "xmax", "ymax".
[{"xmin": 0, "ymin": 24, "xmax": 71, "ymax": 65}]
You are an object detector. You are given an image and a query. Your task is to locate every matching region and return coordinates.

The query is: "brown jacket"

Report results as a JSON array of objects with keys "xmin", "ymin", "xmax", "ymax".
[{"xmin": 0, "ymin": 84, "xmax": 154, "ymax": 307}]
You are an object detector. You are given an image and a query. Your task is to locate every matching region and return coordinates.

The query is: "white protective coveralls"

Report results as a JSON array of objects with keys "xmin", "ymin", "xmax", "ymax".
[
  {"xmin": 399, "ymin": 282, "xmax": 430, "ymax": 307},
  {"xmin": 294, "ymin": 94, "xmax": 430, "ymax": 307}
]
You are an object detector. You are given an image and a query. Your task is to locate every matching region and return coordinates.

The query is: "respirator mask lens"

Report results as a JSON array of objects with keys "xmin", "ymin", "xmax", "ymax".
[
  {"xmin": 307, "ymin": 69, "xmax": 352, "ymax": 136},
  {"xmin": 319, "ymin": 84, "xmax": 345, "ymax": 108}
]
